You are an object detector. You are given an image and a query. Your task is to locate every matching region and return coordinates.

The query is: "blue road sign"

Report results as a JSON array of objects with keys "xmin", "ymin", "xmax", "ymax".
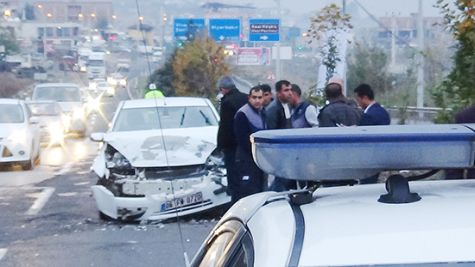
[
  {"xmin": 249, "ymin": 19, "xmax": 280, "ymax": 42},
  {"xmin": 174, "ymin": 18, "xmax": 206, "ymax": 39},
  {"xmin": 209, "ymin": 19, "xmax": 241, "ymax": 42}
]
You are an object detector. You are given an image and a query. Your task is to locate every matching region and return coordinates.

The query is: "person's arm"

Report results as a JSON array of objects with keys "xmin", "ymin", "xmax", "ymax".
[
  {"xmin": 234, "ymin": 111, "xmax": 252, "ymax": 155},
  {"xmin": 305, "ymin": 105, "xmax": 319, "ymax": 127},
  {"xmin": 217, "ymin": 101, "xmax": 234, "ymax": 148}
]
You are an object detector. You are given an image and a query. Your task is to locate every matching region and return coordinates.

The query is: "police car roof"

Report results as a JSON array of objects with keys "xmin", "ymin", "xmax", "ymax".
[
  {"xmin": 237, "ymin": 179, "xmax": 475, "ymax": 266},
  {"xmin": 121, "ymin": 97, "xmax": 211, "ymax": 109},
  {"xmin": 251, "ymin": 124, "xmax": 475, "ymax": 181}
]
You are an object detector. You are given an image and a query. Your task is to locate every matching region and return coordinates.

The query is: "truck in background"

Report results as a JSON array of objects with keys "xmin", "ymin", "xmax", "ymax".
[{"xmin": 87, "ymin": 52, "xmax": 106, "ymax": 79}]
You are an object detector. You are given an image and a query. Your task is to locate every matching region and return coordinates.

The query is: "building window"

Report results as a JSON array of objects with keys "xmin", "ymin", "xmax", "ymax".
[{"xmin": 46, "ymin": 27, "xmax": 54, "ymax": 37}]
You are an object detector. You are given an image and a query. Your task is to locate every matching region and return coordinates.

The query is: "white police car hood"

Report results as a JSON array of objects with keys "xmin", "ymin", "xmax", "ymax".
[{"xmin": 105, "ymin": 127, "xmax": 217, "ymax": 167}]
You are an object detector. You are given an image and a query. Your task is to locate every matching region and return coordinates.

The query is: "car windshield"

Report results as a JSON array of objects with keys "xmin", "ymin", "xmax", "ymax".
[
  {"xmin": 34, "ymin": 86, "xmax": 81, "ymax": 102},
  {"xmin": 0, "ymin": 104, "xmax": 24, "ymax": 123},
  {"xmin": 88, "ymin": 60, "xmax": 104, "ymax": 67},
  {"xmin": 28, "ymin": 103, "xmax": 61, "ymax": 116},
  {"xmin": 112, "ymin": 106, "xmax": 218, "ymax": 132}
]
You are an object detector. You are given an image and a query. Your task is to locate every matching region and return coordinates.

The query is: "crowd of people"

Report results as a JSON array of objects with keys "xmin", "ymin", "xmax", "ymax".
[{"xmin": 216, "ymin": 75, "xmax": 391, "ymax": 204}]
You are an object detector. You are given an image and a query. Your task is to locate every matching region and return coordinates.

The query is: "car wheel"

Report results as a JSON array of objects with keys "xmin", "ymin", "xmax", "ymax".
[{"xmin": 21, "ymin": 158, "xmax": 34, "ymax": 170}]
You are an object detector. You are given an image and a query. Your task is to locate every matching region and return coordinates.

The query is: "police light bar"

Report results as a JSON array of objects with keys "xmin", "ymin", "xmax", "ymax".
[{"xmin": 251, "ymin": 124, "xmax": 475, "ymax": 181}]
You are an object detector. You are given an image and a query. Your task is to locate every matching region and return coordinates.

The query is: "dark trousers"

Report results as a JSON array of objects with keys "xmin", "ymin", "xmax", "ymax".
[
  {"xmin": 223, "ymin": 147, "xmax": 240, "ymax": 204},
  {"xmin": 235, "ymin": 159, "xmax": 264, "ymax": 201},
  {"xmin": 270, "ymin": 177, "xmax": 297, "ymax": 192}
]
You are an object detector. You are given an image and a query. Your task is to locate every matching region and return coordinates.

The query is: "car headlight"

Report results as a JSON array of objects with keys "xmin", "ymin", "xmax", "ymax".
[
  {"xmin": 119, "ymin": 79, "xmax": 127, "ymax": 86},
  {"xmin": 86, "ymin": 97, "xmax": 101, "ymax": 111},
  {"xmin": 106, "ymin": 151, "xmax": 131, "ymax": 169},
  {"xmin": 80, "ymin": 66, "xmax": 87, "ymax": 72},
  {"xmin": 205, "ymin": 148, "xmax": 225, "ymax": 175},
  {"xmin": 107, "ymin": 77, "xmax": 116, "ymax": 85},
  {"xmin": 48, "ymin": 122, "xmax": 64, "ymax": 143}
]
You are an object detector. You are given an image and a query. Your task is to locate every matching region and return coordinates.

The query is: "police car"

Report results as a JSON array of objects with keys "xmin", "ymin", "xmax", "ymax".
[{"xmin": 190, "ymin": 124, "xmax": 475, "ymax": 267}]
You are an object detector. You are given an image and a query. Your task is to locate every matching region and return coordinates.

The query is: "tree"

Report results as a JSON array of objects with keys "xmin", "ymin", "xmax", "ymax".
[
  {"xmin": 148, "ymin": 50, "xmax": 177, "ymax": 96},
  {"xmin": 306, "ymin": 4, "xmax": 352, "ymax": 82},
  {"xmin": 347, "ymin": 41, "xmax": 394, "ymax": 98},
  {"xmin": 172, "ymin": 36, "xmax": 229, "ymax": 97},
  {"xmin": 433, "ymin": 0, "xmax": 475, "ymax": 122},
  {"xmin": 0, "ymin": 27, "xmax": 19, "ymax": 55}
]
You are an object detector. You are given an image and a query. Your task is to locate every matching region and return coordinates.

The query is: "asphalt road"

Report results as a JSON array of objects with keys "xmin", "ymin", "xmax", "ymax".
[{"xmin": 0, "ymin": 80, "xmax": 218, "ymax": 266}]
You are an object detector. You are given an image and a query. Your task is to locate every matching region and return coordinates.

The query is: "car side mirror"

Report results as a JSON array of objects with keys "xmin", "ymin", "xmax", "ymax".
[
  {"xmin": 90, "ymin": 132, "xmax": 105, "ymax": 142},
  {"xmin": 29, "ymin": 116, "xmax": 40, "ymax": 124}
]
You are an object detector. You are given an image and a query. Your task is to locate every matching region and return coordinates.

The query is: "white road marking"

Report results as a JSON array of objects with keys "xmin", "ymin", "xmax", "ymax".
[
  {"xmin": 0, "ymin": 248, "xmax": 7, "ymax": 261},
  {"xmin": 25, "ymin": 187, "xmax": 55, "ymax": 216},
  {"xmin": 74, "ymin": 181, "xmax": 90, "ymax": 186},
  {"xmin": 56, "ymin": 162, "xmax": 73, "ymax": 175},
  {"xmin": 57, "ymin": 192, "xmax": 78, "ymax": 197}
]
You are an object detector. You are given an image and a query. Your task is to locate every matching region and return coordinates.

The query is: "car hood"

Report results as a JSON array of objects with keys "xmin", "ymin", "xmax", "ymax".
[
  {"xmin": 0, "ymin": 123, "xmax": 26, "ymax": 139},
  {"xmin": 57, "ymin": 102, "xmax": 82, "ymax": 113},
  {"xmin": 104, "ymin": 127, "xmax": 217, "ymax": 167}
]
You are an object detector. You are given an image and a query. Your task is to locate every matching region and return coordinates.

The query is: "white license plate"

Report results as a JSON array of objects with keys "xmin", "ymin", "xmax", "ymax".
[{"xmin": 160, "ymin": 192, "xmax": 203, "ymax": 212}]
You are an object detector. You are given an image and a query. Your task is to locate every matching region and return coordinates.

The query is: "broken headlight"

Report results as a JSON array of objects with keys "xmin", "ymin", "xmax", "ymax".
[
  {"xmin": 205, "ymin": 148, "xmax": 225, "ymax": 176},
  {"xmin": 105, "ymin": 145, "xmax": 131, "ymax": 170}
]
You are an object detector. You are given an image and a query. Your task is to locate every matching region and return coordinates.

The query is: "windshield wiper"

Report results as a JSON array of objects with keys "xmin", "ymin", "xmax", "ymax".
[
  {"xmin": 180, "ymin": 107, "xmax": 186, "ymax": 126},
  {"xmin": 199, "ymin": 110, "xmax": 211, "ymax": 125}
]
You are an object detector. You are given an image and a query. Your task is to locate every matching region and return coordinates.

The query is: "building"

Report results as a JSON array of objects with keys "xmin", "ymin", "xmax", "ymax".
[{"xmin": 33, "ymin": 0, "xmax": 113, "ymax": 25}]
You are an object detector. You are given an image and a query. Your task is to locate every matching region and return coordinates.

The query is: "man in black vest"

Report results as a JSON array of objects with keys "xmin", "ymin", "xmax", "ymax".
[
  {"xmin": 216, "ymin": 75, "xmax": 247, "ymax": 203},
  {"xmin": 233, "ymin": 86, "xmax": 266, "ymax": 201},
  {"xmin": 290, "ymin": 84, "xmax": 319, "ymax": 128}
]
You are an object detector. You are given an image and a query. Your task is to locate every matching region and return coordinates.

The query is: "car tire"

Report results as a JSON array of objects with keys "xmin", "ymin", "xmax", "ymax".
[{"xmin": 21, "ymin": 158, "xmax": 34, "ymax": 170}]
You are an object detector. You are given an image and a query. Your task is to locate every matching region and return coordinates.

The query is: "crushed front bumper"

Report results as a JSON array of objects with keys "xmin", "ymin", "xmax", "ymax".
[{"xmin": 91, "ymin": 176, "xmax": 230, "ymax": 221}]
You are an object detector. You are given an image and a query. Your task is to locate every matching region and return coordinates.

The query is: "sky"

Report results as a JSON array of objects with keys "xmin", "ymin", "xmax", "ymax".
[{"xmin": 228, "ymin": 0, "xmax": 441, "ymax": 17}]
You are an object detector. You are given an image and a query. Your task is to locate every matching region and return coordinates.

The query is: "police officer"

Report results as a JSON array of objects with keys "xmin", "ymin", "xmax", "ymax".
[{"xmin": 144, "ymin": 84, "xmax": 164, "ymax": 99}]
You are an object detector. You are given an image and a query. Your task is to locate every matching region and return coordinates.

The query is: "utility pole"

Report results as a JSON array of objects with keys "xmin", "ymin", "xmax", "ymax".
[
  {"xmin": 275, "ymin": 0, "xmax": 281, "ymax": 81},
  {"xmin": 342, "ymin": 0, "xmax": 346, "ymax": 14},
  {"xmin": 416, "ymin": 0, "xmax": 424, "ymax": 111},
  {"xmin": 391, "ymin": 13, "xmax": 397, "ymax": 67}
]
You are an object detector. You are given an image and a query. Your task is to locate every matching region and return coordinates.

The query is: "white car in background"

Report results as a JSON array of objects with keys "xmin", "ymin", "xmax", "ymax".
[
  {"xmin": 32, "ymin": 83, "xmax": 87, "ymax": 136},
  {"xmin": 191, "ymin": 124, "xmax": 475, "ymax": 267},
  {"xmin": 27, "ymin": 101, "xmax": 66, "ymax": 146},
  {"xmin": 90, "ymin": 97, "xmax": 230, "ymax": 221},
  {"xmin": 0, "ymin": 99, "xmax": 41, "ymax": 170}
]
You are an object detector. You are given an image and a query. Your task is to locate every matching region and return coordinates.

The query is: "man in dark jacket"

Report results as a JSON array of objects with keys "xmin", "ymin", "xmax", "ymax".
[
  {"xmin": 353, "ymin": 83, "xmax": 390, "ymax": 184},
  {"xmin": 266, "ymin": 80, "xmax": 294, "ymax": 191},
  {"xmin": 216, "ymin": 75, "xmax": 248, "ymax": 203},
  {"xmin": 265, "ymin": 80, "xmax": 293, "ymax": 129},
  {"xmin": 354, "ymin": 83, "xmax": 390, "ymax": 126},
  {"xmin": 233, "ymin": 86, "xmax": 266, "ymax": 201},
  {"xmin": 318, "ymin": 79, "xmax": 362, "ymax": 127}
]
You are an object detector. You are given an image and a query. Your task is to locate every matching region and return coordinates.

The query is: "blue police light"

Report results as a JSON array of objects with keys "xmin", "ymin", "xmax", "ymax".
[{"xmin": 251, "ymin": 124, "xmax": 475, "ymax": 181}]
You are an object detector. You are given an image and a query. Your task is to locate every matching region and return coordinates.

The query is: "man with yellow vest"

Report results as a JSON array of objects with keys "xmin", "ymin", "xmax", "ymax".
[{"xmin": 144, "ymin": 83, "xmax": 164, "ymax": 99}]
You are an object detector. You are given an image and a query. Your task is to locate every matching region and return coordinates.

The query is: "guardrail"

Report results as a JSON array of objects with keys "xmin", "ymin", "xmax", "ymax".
[{"xmin": 386, "ymin": 106, "xmax": 449, "ymax": 125}]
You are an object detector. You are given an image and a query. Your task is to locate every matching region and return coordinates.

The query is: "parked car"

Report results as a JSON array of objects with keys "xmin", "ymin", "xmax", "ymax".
[
  {"xmin": 191, "ymin": 124, "xmax": 475, "ymax": 267},
  {"xmin": 27, "ymin": 101, "xmax": 66, "ymax": 146},
  {"xmin": 90, "ymin": 97, "xmax": 230, "ymax": 221},
  {"xmin": 0, "ymin": 99, "xmax": 41, "ymax": 170},
  {"xmin": 31, "ymin": 83, "xmax": 87, "ymax": 136}
]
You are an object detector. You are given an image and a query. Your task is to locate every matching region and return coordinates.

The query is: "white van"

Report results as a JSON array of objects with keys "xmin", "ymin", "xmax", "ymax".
[{"xmin": 87, "ymin": 52, "xmax": 106, "ymax": 79}]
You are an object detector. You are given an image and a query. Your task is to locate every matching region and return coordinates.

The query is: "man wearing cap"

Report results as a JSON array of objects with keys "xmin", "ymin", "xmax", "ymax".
[
  {"xmin": 216, "ymin": 75, "xmax": 248, "ymax": 204},
  {"xmin": 318, "ymin": 76, "xmax": 362, "ymax": 127}
]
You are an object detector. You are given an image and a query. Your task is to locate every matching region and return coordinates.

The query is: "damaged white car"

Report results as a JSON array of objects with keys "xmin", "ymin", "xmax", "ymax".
[{"xmin": 90, "ymin": 97, "xmax": 230, "ymax": 221}]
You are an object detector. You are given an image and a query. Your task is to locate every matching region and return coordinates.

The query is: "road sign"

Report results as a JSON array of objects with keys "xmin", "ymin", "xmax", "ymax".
[
  {"xmin": 174, "ymin": 18, "xmax": 206, "ymax": 40},
  {"xmin": 209, "ymin": 19, "xmax": 240, "ymax": 42},
  {"xmin": 249, "ymin": 19, "xmax": 280, "ymax": 42},
  {"xmin": 236, "ymin": 47, "xmax": 270, "ymax": 66}
]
